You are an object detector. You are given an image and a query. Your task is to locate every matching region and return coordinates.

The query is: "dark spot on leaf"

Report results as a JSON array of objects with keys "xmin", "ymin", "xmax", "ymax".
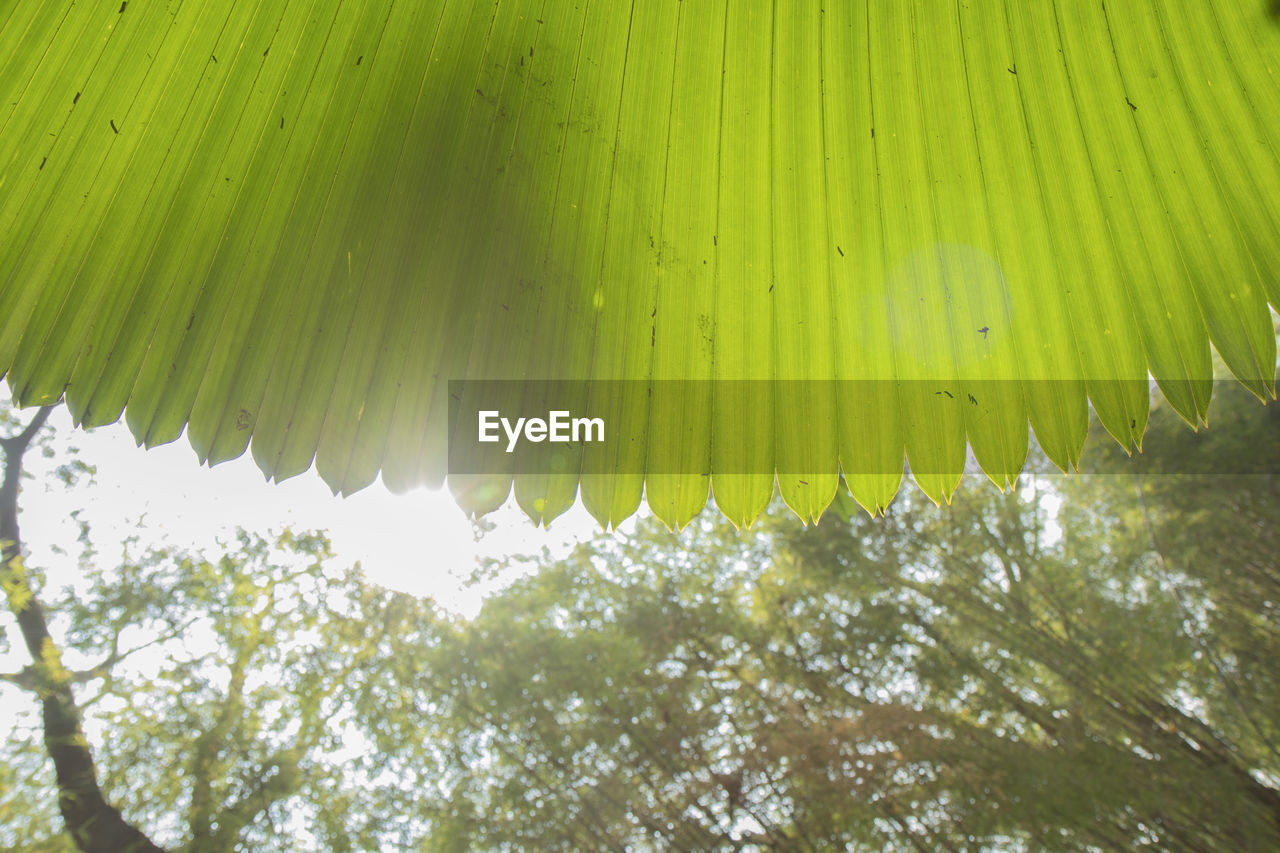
[
  {"xmin": 449, "ymin": 392, "xmax": 460, "ymax": 401},
  {"xmin": 280, "ymin": 117, "xmax": 284, "ymax": 129},
  {"xmin": 357, "ymin": 55, "xmax": 363, "ymax": 65},
  {"xmin": 837, "ymin": 245, "xmax": 844, "ymax": 257},
  {"xmin": 968, "ymin": 394, "xmax": 977, "ymax": 405},
  {"xmin": 978, "ymin": 325, "xmax": 989, "ymax": 338},
  {"xmin": 73, "ymin": 91, "xmax": 80, "ymax": 104},
  {"xmin": 936, "ymin": 390, "xmax": 954, "ymax": 398},
  {"xmin": 1007, "ymin": 64, "xmax": 1016, "ymax": 75},
  {"xmin": 110, "ymin": 119, "xmax": 118, "ymax": 133},
  {"xmin": 501, "ymin": 303, "xmax": 508, "ymax": 311},
  {"xmin": 186, "ymin": 313, "xmax": 195, "ymax": 330},
  {"xmin": 39, "ymin": 157, "xmax": 46, "ymax": 170},
  {"xmin": 1131, "ymin": 418, "xmax": 1137, "ymax": 429},
  {"xmin": 768, "ymin": 283, "xmax": 774, "ymax": 293},
  {"xmin": 475, "ymin": 88, "xmax": 484, "ymax": 97},
  {"xmin": 119, "ymin": 1, "xmax": 126, "ymax": 12},
  {"xmin": 713, "ymin": 234, "xmax": 717, "ymax": 246},
  {"xmin": 651, "ymin": 307, "xmax": 656, "ymax": 317},
  {"xmin": 263, "ymin": 47, "xmax": 270, "ymax": 57},
  {"xmin": 530, "ymin": 47, "xmax": 534, "ymax": 57},
  {"xmin": 210, "ymin": 54, "xmax": 217, "ymax": 63},
  {"xmin": 236, "ymin": 409, "xmax": 251, "ymax": 430},
  {"xmin": 1125, "ymin": 96, "xmax": 1137, "ymax": 111},
  {"xmin": 798, "ymin": 479, "xmax": 808, "ymax": 485}
]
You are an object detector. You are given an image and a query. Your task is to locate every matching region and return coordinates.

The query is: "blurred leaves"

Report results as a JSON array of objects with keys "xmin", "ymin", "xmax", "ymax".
[{"xmin": 2, "ymin": 383, "xmax": 1276, "ymax": 850}]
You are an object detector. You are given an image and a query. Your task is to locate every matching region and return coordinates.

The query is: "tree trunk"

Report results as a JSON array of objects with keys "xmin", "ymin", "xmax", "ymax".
[{"xmin": 2, "ymin": 408, "xmax": 166, "ymax": 853}]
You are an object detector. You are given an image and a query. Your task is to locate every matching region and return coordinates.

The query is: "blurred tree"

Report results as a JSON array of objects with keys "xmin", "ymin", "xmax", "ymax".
[
  {"xmin": 398, "ymin": 382, "xmax": 1278, "ymax": 850},
  {"xmin": 1, "ymin": 406, "xmax": 444, "ymax": 851},
  {"xmin": 2, "ymin": 383, "xmax": 1276, "ymax": 850}
]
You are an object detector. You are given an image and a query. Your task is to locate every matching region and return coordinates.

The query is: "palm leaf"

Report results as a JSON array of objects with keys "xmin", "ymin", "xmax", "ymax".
[{"xmin": 2, "ymin": 0, "xmax": 1276, "ymax": 527}]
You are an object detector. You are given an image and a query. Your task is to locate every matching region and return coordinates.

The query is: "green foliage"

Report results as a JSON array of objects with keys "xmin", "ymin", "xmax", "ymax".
[
  {"xmin": 2, "ymin": 528, "xmax": 445, "ymax": 851},
  {"xmin": 2, "ymin": 1, "xmax": 1278, "ymax": 525},
  {"xmin": 392, "ymin": 385, "xmax": 1280, "ymax": 849},
  {"xmin": 2, "ymin": 385, "xmax": 1275, "ymax": 850},
  {"xmin": 0, "ymin": 752, "xmax": 77, "ymax": 852}
]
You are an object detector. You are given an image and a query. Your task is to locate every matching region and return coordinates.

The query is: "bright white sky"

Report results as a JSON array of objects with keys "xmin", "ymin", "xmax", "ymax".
[
  {"xmin": 17, "ymin": 406, "xmax": 609, "ymax": 619},
  {"xmin": 3, "ymin": 404, "xmax": 624, "ymax": 787}
]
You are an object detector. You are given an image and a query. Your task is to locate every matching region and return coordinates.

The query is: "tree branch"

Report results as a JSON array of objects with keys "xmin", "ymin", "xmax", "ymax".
[
  {"xmin": 2, "ymin": 407, "xmax": 166, "ymax": 853},
  {"xmin": 1, "ymin": 661, "xmax": 122, "ymax": 691}
]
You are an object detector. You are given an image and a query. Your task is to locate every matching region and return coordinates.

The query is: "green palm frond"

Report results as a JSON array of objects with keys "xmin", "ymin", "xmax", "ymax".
[{"xmin": 2, "ymin": 1, "xmax": 1276, "ymax": 527}]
